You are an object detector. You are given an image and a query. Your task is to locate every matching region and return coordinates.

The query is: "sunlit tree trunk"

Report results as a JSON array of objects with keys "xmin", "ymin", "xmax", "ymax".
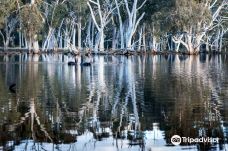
[
  {"xmin": 72, "ymin": 27, "xmax": 76, "ymax": 47},
  {"xmin": 42, "ymin": 27, "xmax": 55, "ymax": 51},
  {"xmin": 112, "ymin": 26, "xmax": 117, "ymax": 50},
  {"xmin": 137, "ymin": 27, "xmax": 143, "ymax": 51},
  {"xmin": 0, "ymin": 18, "xmax": 17, "ymax": 50},
  {"xmin": 124, "ymin": 0, "xmax": 146, "ymax": 50},
  {"xmin": 87, "ymin": 0, "xmax": 114, "ymax": 52},
  {"xmin": 86, "ymin": 17, "xmax": 92, "ymax": 48},
  {"xmin": 152, "ymin": 35, "xmax": 159, "ymax": 52},
  {"xmin": 77, "ymin": 16, "xmax": 82, "ymax": 50},
  {"xmin": 142, "ymin": 25, "xmax": 146, "ymax": 51},
  {"xmin": 99, "ymin": 28, "xmax": 105, "ymax": 51},
  {"xmin": 94, "ymin": 32, "xmax": 100, "ymax": 52},
  {"xmin": 114, "ymin": 0, "xmax": 124, "ymax": 49},
  {"xmin": 57, "ymin": 20, "xmax": 64, "ymax": 49},
  {"xmin": 32, "ymin": 35, "xmax": 40, "ymax": 54}
]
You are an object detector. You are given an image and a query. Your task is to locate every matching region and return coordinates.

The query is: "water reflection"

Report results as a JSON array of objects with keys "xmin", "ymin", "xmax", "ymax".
[{"xmin": 0, "ymin": 54, "xmax": 227, "ymax": 151}]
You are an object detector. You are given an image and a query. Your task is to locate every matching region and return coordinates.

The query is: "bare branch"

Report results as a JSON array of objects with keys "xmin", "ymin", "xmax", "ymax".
[
  {"xmin": 133, "ymin": 12, "xmax": 145, "ymax": 34},
  {"xmin": 124, "ymin": 0, "xmax": 131, "ymax": 17},
  {"xmin": 137, "ymin": 0, "xmax": 147, "ymax": 11},
  {"xmin": 89, "ymin": 0, "xmax": 99, "ymax": 5},
  {"xmin": 87, "ymin": 1, "xmax": 100, "ymax": 30},
  {"xmin": 209, "ymin": 0, "xmax": 218, "ymax": 9}
]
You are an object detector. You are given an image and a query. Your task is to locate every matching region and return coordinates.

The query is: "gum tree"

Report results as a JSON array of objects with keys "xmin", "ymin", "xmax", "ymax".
[
  {"xmin": 0, "ymin": 0, "xmax": 17, "ymax": 49},
  {"xmin": 70, "ymin": 0, "xmax": 87, "ymax": 51},
  {"xmin": 42, "ymin": 1, "xmax": 68, "ymax": 51},
  {"xmin": 87, "ymin": 0, "xmax": 116, "ymax": 52},
  {"xmin": 20, "ymin": 0, "xmax": 44, "ymax": 53},
  {"xmin": 171, "ymin": 0, "xmax": 227, "ymax": 54},
  {"xmin": 123, "ymin": 0, "xmax": 146, "ymax": 50}
]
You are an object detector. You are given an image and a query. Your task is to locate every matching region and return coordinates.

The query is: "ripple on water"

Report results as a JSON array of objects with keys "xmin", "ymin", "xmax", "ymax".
[{"xmin": 0, "ymin": 54, "xmax": 227, "ymax": 150}]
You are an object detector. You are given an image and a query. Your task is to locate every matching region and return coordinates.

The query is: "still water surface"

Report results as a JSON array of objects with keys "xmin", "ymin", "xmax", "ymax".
[{"xmin": 0, "ymin": 54, "xmax": 227, "ymax": 151}]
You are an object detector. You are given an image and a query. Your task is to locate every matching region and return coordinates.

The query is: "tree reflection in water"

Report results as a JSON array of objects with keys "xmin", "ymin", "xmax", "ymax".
[{"xmin": 0, "ymin": 54, "xmax": 227, "ymax": 151}]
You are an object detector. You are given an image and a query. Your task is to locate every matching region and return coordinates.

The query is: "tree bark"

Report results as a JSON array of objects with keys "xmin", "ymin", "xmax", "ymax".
[
  {"xmin": 99, "ymin": 29, "xmax": 105, "ymax": 51},
  {"xmin": 87, "ymin": 0, "xmax": 115, "ymax": 52},
  {"xmin": 137, "ymin": 27, "xmax": 143, "ymax": 51},
  {"xmin": 114, "ymin": 0, "xmax": 124, "ymax": 49},
  {"xmin": 142, "ymin": 25, "xmax": 146, "ymax": 51},
  {"xmin": 77, "ymin": 17, "xmax": 82, "ymax": 50},
  {"xmin": 112, "ymin": 26, "xmax": 117, "ymax": 50},
  {"xmin": 33, "ymin": 35, "xmax": 40, "ymax": 54},
  {"xmin": 124, "ymin": 0, "xmax": 146, "ymax": 49}
]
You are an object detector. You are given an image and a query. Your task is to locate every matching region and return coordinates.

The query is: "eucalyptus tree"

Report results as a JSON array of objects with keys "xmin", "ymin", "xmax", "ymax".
[
  {"xmin": 20, "ymin": 0, "xmax": 44, "ymax": 53},
  {"xmin": 0, "ymin": 0, "xmax": 18, "ymax": 49},
  {"xmin": 171, "ymin": 0, "xmax": 228, "ymax": 54},
  {"xmin": 69, "ymin": 0, "xmax": 87, "ymax": 51},
  {"xmin": 156, "ymin": 1, "xmax": 176, "ymax": 52},
  {"xmin": 87, "ymin": 0, "xmax": 116, "ymax": 52},
  {"xmin": 113, "ymin": 0, "xmax": 124, "ymax": 49},
  {"xmin": 208, "ymin": 3, "xmax": 228, "ymax": 52},
  {"xmin": 41, "ymin": 0, "xmax": 68, "ymax": 51},
  {"xmin": 87, "ymin": 0, "xmax": 147, "ymax": 51},
  {"xmin": 123, "ymin": 0, "xmax": 146, "ymax": 50},
  {"xmin": 138, "ymin": 0, "xmax": 174, "ymax": 52}
]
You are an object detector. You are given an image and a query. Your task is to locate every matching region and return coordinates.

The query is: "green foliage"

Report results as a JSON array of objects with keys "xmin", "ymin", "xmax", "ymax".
[
  {"xmin": 52, "ymin": 3, "xmax": 68, "ymax": 28},
  {"xmin": 70, "ymin": 0, "xmax": 87, "ymax": 16},
  {"xmin": 174, "ymin": 0, "xmax": 211, "ymax": 31},
  {"xmin": 20, "ymin": 4, "xmax": 43, "ymax": 39},
  {"xmin": 67, "ymin": 0, "xmax": 89, "ymax": 23},
  {"xmin": 146, "ymin": 0, "xmax": 213, "ymax": 35},
  {"xmin": 0, "ymin": 0, "xmax": 17, "ymax": 28},
  {"xmin": 145, "ymin": 0, "xmax": 175, "ymax": 37}
]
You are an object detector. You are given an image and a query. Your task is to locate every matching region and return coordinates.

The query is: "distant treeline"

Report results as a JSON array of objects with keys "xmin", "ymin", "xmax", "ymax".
[{"xmin": 0, "ymin": 0, "xmax": 227, "ymax": 54}]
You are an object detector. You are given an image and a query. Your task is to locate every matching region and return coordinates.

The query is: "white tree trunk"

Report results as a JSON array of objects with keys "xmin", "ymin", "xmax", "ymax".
[
  {"xmin": 219, "ymin": 29, "xmax": 226, "ymax": 52},
  {"xmin": 142, "ymin": 25, "xmax": 146, "ymax": 51},
  {"xmin": 94, "ymin": 32, "xmax": 100, "ymax": 52},
  {"xmin": 86, "ymin": 17, "xmax": 93, "ymax": 49},
  {"xmin": 19, "ymin": 31, "xmax": 22, "ymax": 48},
  {"xmin": 42, "ymin": 27, "xmax": 54, "ymax": 51},
  {"xmin": 91, "ymin": 21, "xmax": 95, "ymax": 49},
  {"xmin": 152, "ymin": 36, "xmax": 158, "ymax": 52},
  {"xmin": 137, "ymin": 27, "xmax": 143, "ymax": 51},
  {"xmin": 114, "ymin": 0, "xmax": 124, "ymax": 49},
  {"xmin": 112, "ymin": 27, "xmax": 117, "ymax": 50},
  {"xmin": 73, "ymin": 27, "xmax": 76, "ymax": 47},
  {"xmin": 123, "ymin": 0, "xmax": 146, "ymax": 50},
  {"xmin": 99, "ymin": 29, "xmax": 105, "ymax": 51},
  {"xmin": 77, "ymin": 18, "xmax": 82, "ymax": 50},
  {"xmin": 214, "ymin": 29, "xmax": 220, "ymax": 51},
  {"xmin": 33, "ymin": 35, "xmax": 40, "ymax": 54},
  {"xmin": 87, "ymin": 0, "xmax": 114, "ymax": 52},
  {"xmin": 64, "ymin": 26, "xmax": 71, "ymax": 50}
]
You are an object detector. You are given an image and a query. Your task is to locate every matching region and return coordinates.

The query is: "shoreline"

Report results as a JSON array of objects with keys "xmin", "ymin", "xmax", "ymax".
[{"xmin": 0, "ymin": 48, "xmax": 226, "ymax": 56}]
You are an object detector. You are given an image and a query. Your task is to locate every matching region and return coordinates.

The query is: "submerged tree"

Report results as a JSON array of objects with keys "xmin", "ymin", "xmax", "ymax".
[
  {"xmin": 0, "ymin": 0, "xmax": 227, "ymax": 54},
  {"xmin": 42, "ymin": 1, "xmax": 68, "ymax": 52},
  {"xmin": 87, "ymin": 0, "xmax": 116, "ymax": 52},
  {"xmin": 171, "ymin": 0, "xmax": 227, "ymax": 54},
  {"xmin": 20, "ymin": 0, "xmax": 44, "ymax": 53},
  {"xmin": 70, "ymin": 0, "xmax": 87, "ymax": 51},
  {"xmin": 0, "ymin": 0, "xmax": 17, "ymax": 49},
  {"xmin": 123, "ymin": 0, "xmax": 146, "ymax": 50}
]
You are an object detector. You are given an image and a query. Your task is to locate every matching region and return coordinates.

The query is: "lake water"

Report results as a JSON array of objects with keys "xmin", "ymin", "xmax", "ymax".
[{"xmin": 0, "ymin": 54, "xmax": 227, "ymax": 151}]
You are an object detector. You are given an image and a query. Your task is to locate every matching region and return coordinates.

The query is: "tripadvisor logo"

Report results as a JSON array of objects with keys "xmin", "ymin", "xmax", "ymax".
[
  {"xmin": 171, "ymin": 135, "xmax": 182, "ymax": 145},
  {"xmin": 171, "ymin": 135, "xmax": 219, "ymax": 146}
]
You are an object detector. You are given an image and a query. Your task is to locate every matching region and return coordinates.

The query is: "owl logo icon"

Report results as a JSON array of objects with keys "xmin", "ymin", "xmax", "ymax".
[{"xmin": 171, "ymin": 135, "xmax": 181, "ymax": 145}]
